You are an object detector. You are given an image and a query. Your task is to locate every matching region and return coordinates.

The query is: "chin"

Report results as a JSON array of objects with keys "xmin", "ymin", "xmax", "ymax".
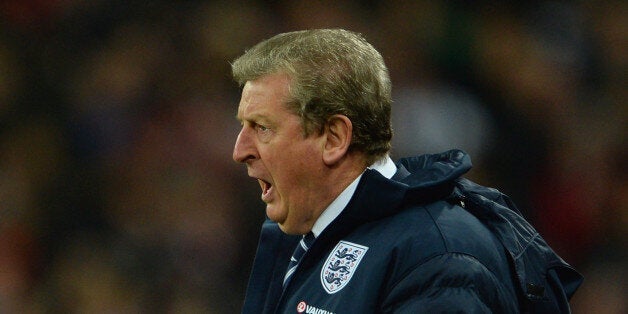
[{"xmin": 265, "ymin": 205, "xmax": 283, "ymax": 222}]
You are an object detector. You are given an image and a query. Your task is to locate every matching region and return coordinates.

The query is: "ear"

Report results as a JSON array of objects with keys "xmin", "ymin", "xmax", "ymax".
[{"xmin": 323, "ymin": 114, "xmax": 352, "ymax": 166}]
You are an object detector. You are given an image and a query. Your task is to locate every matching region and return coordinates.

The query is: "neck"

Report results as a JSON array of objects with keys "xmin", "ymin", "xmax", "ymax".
[{"xmin": 298, "ymin": 152, "xmax": 366, "ymax": 233}]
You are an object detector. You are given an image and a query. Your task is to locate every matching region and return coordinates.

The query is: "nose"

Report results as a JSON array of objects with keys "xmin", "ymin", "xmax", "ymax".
[{"xmin": 233, "ymin": 127, "xmax": 258, "ymax": 163}]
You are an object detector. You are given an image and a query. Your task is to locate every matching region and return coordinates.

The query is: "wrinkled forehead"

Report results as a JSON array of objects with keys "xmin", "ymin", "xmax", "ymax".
[{"xmin": 237, "ymin": 73, "xmax": 293, "ymax": 119}]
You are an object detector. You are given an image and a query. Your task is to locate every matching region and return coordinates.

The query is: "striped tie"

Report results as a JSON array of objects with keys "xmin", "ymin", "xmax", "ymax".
[{"xmin": 283, "ymin": 232, "xmax": 316, "ymax": 287}]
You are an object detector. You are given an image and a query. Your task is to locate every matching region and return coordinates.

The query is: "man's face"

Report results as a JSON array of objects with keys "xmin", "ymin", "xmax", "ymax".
[{"xmin": 233, "ymin": 73, "xmax": 328, "ymax": 235}]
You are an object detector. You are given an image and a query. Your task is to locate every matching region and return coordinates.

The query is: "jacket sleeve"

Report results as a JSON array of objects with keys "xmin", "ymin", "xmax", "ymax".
[{"xmin": 380, "ymin": 252, "xmax": 520, "ymax": 313}]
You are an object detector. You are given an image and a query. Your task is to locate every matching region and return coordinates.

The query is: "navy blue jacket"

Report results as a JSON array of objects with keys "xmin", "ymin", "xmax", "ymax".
[{"xmin": 242, "ymin": 150, "xmax": 582, "ymax": 313}]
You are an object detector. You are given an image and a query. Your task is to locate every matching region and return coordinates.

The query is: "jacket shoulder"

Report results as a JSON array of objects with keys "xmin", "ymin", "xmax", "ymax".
[
  {"xmin": 452, "ymin": 178, "xmax": 583, "ymax": 312},
  {"xmin": 369, "ymin": 200, "xmax": 516, "ymax": 287},
  {"xmin": 373, "ymin": 201, "xmax": 520, "ymax": 311}
]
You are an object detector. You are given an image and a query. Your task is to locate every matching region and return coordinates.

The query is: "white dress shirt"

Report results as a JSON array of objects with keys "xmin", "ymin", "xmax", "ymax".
[{"xmin": 310, "ymin": 155, "xmax": 397, "ymax": 237}]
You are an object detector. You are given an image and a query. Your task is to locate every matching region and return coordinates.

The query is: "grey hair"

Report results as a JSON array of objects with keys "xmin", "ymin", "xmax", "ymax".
[{"xmin": 231, "ymin": 29, "xmax": 392, "ymax": 163}]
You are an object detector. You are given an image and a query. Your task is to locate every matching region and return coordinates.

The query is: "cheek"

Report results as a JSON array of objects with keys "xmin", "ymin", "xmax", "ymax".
[
  {"xmin": 271, "ymin": 151, "xmax": 317, "ymax": 195},
  {"xmin": 285, "ymin": 148, "xmax": 324, "ymax": 190},
  {"xmin": 266, "ymin": 136, "xmax": 324, "ymax": 187},
  {"xmin": 286, "ymin": 144, "xmax": 322, "ymax": 175}
]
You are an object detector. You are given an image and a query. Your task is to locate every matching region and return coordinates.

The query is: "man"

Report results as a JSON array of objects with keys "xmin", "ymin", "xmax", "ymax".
[{"xmin": 232, "ymin": 29, "xmax": 582, "ymax": 313}]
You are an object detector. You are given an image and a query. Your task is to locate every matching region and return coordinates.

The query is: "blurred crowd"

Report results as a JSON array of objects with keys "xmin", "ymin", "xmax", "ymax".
[{"xmin": 0, "ymin": 0, "xmax": 625, "ymax": 313}]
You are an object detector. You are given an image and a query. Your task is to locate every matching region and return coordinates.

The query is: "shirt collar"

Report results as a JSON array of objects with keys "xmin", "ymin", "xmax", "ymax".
[{"xmin": 310, "ymin": 155, "xmax": 396, "ymax": 237}]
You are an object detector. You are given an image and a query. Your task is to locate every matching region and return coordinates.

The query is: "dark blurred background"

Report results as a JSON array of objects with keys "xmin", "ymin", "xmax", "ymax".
[{"xmin": 0, "ymin": 0, "xmax": 625, "ymax": 313}]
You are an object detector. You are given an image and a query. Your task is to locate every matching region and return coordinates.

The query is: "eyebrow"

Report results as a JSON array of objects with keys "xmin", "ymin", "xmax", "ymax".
[{"xmin": 235, "ymin": 111, "xmax": 272, "ymax": 126}]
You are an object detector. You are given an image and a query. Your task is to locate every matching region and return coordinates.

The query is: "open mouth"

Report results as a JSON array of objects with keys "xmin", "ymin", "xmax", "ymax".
[{"xmin": 258, "ymin": 179, "xmax": 273, "ymax": 201}]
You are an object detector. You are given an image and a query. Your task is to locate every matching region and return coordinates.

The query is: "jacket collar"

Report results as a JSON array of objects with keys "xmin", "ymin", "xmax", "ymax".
[{"xmin": 305, "ymin": 150, "xmax": 472, "ymax": 268}]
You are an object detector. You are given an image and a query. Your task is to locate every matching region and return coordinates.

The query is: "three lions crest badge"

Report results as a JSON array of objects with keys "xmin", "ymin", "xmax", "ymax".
[{"xmin": 320, "ymin": 240, "xmax": 368, "ymax": 294}]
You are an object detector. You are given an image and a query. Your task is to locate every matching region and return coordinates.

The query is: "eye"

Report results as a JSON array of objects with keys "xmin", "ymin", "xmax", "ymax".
[
  {"xmin": 256, "ymin": 124, "xmax": 269, "ymax": 132},
  {"xmin": 255, "ymin": 123, "xmax": 273, "ymax": 143},
  {"xmin": 254, "ymin": 123, "xmax": 273, "ymax": 142}
]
